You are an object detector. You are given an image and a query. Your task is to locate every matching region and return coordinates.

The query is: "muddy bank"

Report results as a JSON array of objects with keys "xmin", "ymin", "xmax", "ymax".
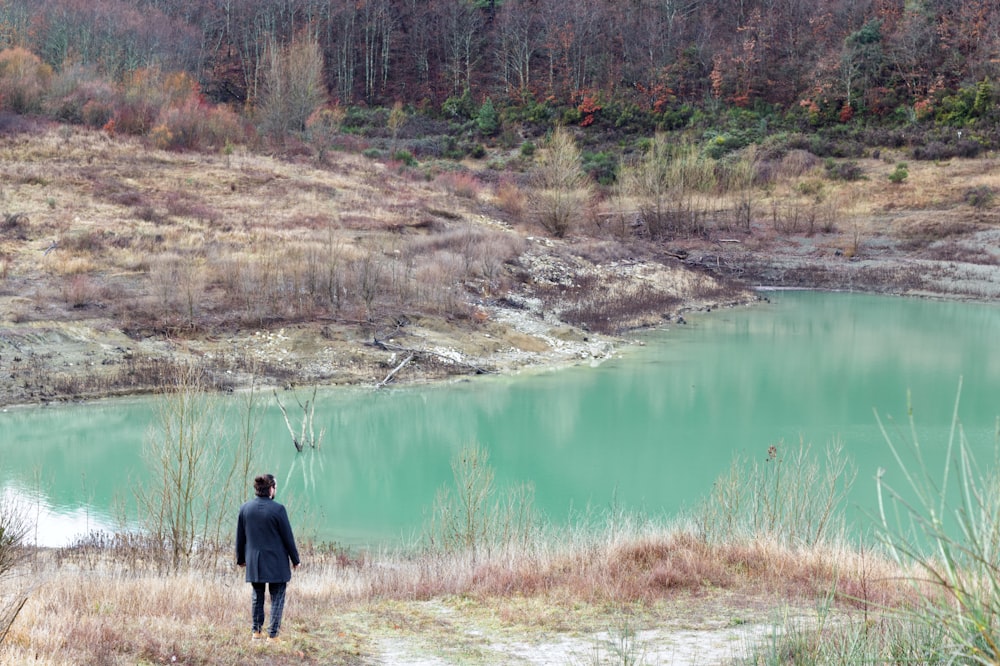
[
  {"xmin": 691, "ymin": 226, "xmax": 1000, "ymax": 301},
  {"xmin": 0, "ymin": 240, "xmax": 755, "ymax": 408},
  {"xmin": 4, "ymin": 229, "xmax": 997, "ymax": 410}
]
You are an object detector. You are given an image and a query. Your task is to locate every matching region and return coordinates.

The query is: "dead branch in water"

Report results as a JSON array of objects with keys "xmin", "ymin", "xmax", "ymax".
[{"xmin": 273, "ymin": 386, "xmax": 326, "ymax": 452}]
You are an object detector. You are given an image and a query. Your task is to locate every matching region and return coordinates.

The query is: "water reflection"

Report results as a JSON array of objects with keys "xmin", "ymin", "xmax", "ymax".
[
  {"xmin": 1, "ymin": 483, "xmax": 116, "ymax": 547},
  {"xmin": 0, "ymin": 292, "xmax": 998, "ymax": 547}
]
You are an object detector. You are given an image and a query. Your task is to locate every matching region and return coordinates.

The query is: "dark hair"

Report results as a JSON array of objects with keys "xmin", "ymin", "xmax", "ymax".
[{"xmin": 254, "ymin": 474, "xmax": 275, "ymax": 497}]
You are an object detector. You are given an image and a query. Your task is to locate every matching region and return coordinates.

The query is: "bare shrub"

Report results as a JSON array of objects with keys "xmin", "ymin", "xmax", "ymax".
[
  {"xmin": 91, "ymin": 177, "xmax": 146, "ymax": 208},
  {"xmin": 424, "ymin": 443, "xmax": 538, "ymax": 555},
  {"xmin": 437, "ymin": 170, "xmax": 482, "ymax": 199},
  {"xmin": 306, "ymin": 104, "xmax": 347, "ymax": 162},
  {"xmin": 62, "ymin": 274, "xmax": 98, "ymax": 307},
  {"xmin": 210, "ymin": 250, "xmax": 297, "ymax": 326},
  {"xmin": 133, "ymin": 365, "xmax": 257, "ymax": 571},
  {"xmin": 1, "ymin": 212, "xmax": 28, "ymax": 239},
  {"xmin": 42, "ymin": 64, "xmax": 115, "ymax": 125},
  {"xmin": 153, "ymin": 98, "xmax": 245, "ymax": 151},
  {"xmin": 412, "ymin": 251, "xmax": 465, "ymax": 313},
  {"xmin": 164, "ymin": 192, "xmax": 219, "ymax": 223},
  {"xmin": 0, "ymin": 489, "xmax": 31, "ymax": 646},
  {"xmin": 351, "ymin": 250, "xmax": 386, "ymax": 320},
  {"xmin": 115, "ymin": 68, "xmax": 175, "ymax": 135},
  {"xmin": 770, "ymin": 200, "xmax": 821, "ymax": 235},
  {"xmin": 618, "ymin": 134, "xmax": 715, "ymax": 238},
  {"xmin": 495, "ymin": 178, "xmax": 527, "ymax": 221},
  {"xmin": 60, "ymin": 229, "xmax": 107, "ymax": 254},
  {"xmin": 926, "ymin": 243, "xmax": 999, "ymax": 265},
  {"xmin": 529, "ymin": 126, "xmax": 593, "ymax": 237},
  {"xmin": 149, "ymin": 254, "xmax": 206, "ymax": 328},
  {"xmin": 779, "ymin": 149, "xmax": 820, "ymax": 178},
  {"xmin": 258, "ymin": 36, "xmax": 327, "ymax": 135},
  {"xmin": 696, "ymin": 440, "xmax": 855, "ymax": 547},
  {"xmin": 963, "ymin": 184, "xmax": 995, "ymax": 209},
  {"xmin": 718, "ymin": 145, "xmax": 758, "ymax": 231},
  {"xmin": 0, "ymin": 47, "xmax": 52, "ymax": 114},
  {"xmin": 560, "ymin": 282, "xmax": 681, "ymax": 334}
]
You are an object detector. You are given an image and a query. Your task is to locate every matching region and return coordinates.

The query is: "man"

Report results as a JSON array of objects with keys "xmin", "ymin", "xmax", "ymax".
[{"xmin": 236, "ymin": 473, "xmax": 301, "ymax": 643}]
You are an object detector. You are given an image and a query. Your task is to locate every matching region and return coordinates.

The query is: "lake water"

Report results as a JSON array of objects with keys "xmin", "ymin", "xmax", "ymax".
[{"xmin": 1, "ymin": 291, "xmax": 998, "ymax": 547}]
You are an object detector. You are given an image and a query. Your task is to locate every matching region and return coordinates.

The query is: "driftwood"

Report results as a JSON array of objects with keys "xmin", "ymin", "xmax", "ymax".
[
  {"xmin": 376, "ymin": 353, "xmax": 414, "ymax": 389},
  {"xmin": 681, "ymin": 254, "xmax": 745, "ymax": 275},
  {"xmin": 371, "ymin": 338, "xmax": 493, "ymax": 388}
]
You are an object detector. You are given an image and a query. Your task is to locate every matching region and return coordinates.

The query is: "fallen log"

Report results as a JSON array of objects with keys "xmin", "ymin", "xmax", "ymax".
[
  {"xmin": 376, "ymin": 353, "xmax": 414, "ymax": 389},
  {"xmin": 370, "ymin": 338, "xmax": 493, "ymax": 387}
]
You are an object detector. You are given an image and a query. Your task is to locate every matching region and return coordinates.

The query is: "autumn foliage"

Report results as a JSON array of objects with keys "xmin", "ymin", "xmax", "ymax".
[{"xmin": 0, "ymin": 0, "xmax": 999, "ymax": 142}]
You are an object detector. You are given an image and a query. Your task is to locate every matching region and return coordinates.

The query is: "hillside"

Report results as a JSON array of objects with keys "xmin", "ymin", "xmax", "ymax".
[{"xmin": 0, "ymin": 120, "xmax": 998, "ymax": 407}]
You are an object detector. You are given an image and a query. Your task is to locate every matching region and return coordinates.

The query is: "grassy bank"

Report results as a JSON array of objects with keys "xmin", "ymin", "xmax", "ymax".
[
  {"xmin": 1, "ymin": 522, "xmax": 909, "ymax": 665},
  {"xmin": 2, "ymin": 429, "xmax": 984, "ymax": 666}
]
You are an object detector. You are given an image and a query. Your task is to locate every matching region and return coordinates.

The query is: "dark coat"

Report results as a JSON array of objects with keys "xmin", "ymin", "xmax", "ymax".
[{"xmin": 235, "ymin": 496, "xmax": 300, "ymax": 583}]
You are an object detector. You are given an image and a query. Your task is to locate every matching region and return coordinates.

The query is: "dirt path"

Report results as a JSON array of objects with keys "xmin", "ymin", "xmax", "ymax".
[
  {"xmin": 310, "ymin": 593, "xmax": 824, "ymax": 666},
  {"xmin": 373, "ymin": 621, "xmax": 780, "ymax": 665}
]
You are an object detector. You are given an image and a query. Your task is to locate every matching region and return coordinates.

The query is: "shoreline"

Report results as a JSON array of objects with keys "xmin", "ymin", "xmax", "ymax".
[{"xmin": 2, "ymin": 266, "xmax": 997, "ymax": 411}]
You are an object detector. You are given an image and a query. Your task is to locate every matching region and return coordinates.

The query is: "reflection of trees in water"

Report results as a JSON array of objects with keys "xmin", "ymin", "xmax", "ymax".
[{"xmin": 6, "ymin": 293, "xmax": 1000, "ymax": 548}]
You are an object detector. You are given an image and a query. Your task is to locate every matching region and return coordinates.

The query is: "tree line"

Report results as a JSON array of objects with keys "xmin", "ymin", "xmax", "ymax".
[{"xmin": 1, "ymin": 0, "xmax": 999, "ymax": 129}]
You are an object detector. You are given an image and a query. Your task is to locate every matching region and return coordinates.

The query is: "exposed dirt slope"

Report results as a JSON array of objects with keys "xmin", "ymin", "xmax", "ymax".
[{"xmin": 1, "ymin": 126, "xmax": 998, "ymax": 408}]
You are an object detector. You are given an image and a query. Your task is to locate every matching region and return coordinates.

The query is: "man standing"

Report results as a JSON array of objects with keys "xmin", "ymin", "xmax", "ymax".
[{"xmin": 236, "ymin": 473, "xmax": 301, "ymax": 642}]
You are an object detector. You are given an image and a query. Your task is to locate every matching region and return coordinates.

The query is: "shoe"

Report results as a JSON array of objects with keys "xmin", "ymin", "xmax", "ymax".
[
  {"xmin": 266, "ymin": 635, "xmax": 282, "ymax": 644},
  {"xmin": 251, "ymin": 631, "xmax": 265, "ymax": 641}
]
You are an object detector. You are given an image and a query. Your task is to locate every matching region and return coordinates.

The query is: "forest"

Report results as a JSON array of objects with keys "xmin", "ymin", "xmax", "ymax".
[{"xmin": 2, "ymin": 0, "xmax": 1000, "ymax": 147}]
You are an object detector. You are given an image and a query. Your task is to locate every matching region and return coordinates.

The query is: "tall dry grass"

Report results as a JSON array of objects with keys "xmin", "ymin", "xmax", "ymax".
[
  {"xmin": 0, "ymin": 439, "xmax": 937, "ymax": 664},
  {"xmin": 1, "ymin": 513, "xmax": 916, "ymax": 665}
]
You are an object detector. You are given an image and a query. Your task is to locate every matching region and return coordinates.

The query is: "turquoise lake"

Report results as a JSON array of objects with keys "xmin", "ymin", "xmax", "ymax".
[{"xmin": 1, "ymin": 290, "xmax": 998, "ymax": 547}]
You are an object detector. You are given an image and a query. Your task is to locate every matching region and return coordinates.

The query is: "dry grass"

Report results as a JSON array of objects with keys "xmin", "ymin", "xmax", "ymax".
[
  {"xmin": 0, "ymin": 126, "xmax": 504, "ymax": 333},
  {"xmin": 0, "ymin": 527, "xmax": 917, "ymax": 665},
  {"xmin": 1, "ymin": 123, "xmax": 997, "ymax": 405}
]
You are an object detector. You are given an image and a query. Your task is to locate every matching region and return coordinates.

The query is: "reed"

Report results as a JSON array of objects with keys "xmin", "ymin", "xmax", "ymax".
[{"xmin": 741, "ymin": 383, "xmax": 1000, "ymax": 664}]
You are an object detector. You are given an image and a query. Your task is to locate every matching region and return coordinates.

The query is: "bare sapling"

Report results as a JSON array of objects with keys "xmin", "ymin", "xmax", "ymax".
[
  {"xmin": 0, "ymin": 490, "xmax": 31, "ymax": 646},
  {"xmin": 424, "ymin": 443, "xmax": 537, "ymax": 557},
  {"xmin": 529, "ymin": 126, "xmax": 593, "ymax": 237},
  {"xmin": 134, "ymin": 364, "xmax": 257, "ymax": 570}
]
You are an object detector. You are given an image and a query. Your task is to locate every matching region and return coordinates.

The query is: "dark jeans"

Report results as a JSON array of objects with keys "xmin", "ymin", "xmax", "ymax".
[{"xmin": 251, "ymin": 581, "xmax": 287, "ymax": 637}]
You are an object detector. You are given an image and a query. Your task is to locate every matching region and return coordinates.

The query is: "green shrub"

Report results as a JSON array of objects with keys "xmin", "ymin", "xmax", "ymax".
[
  {"xmin": 392, "ymin": 149, "xmax": 417, "ymax": 166},
  {"xmin": 888, "ymin": 162, "xmax": 909, "ymax": 184},
  {"xmin": 795, "ymin": 178, "xmax": 826, "ymax": 199},
  {"xmin": 661, "ymin": 103, "xmax": 695, "ymax": 130},
  {"xmin": 824, "ymin": 158, "xmax": 865, "ymax": 181},
  {"xmin": 476, "ymin": 97, "xmax": 498, "ymax": 135},
  {"xmin": 441, "ymin": 90, "xmax": 475, "ymax": 121},
  {"xmin": 964, "ymin": 184, "xmax": 994, "ymax": 209},
  {"xmin": 582, "ymin": 150, "xmax": 618, "ymax": 185}
]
